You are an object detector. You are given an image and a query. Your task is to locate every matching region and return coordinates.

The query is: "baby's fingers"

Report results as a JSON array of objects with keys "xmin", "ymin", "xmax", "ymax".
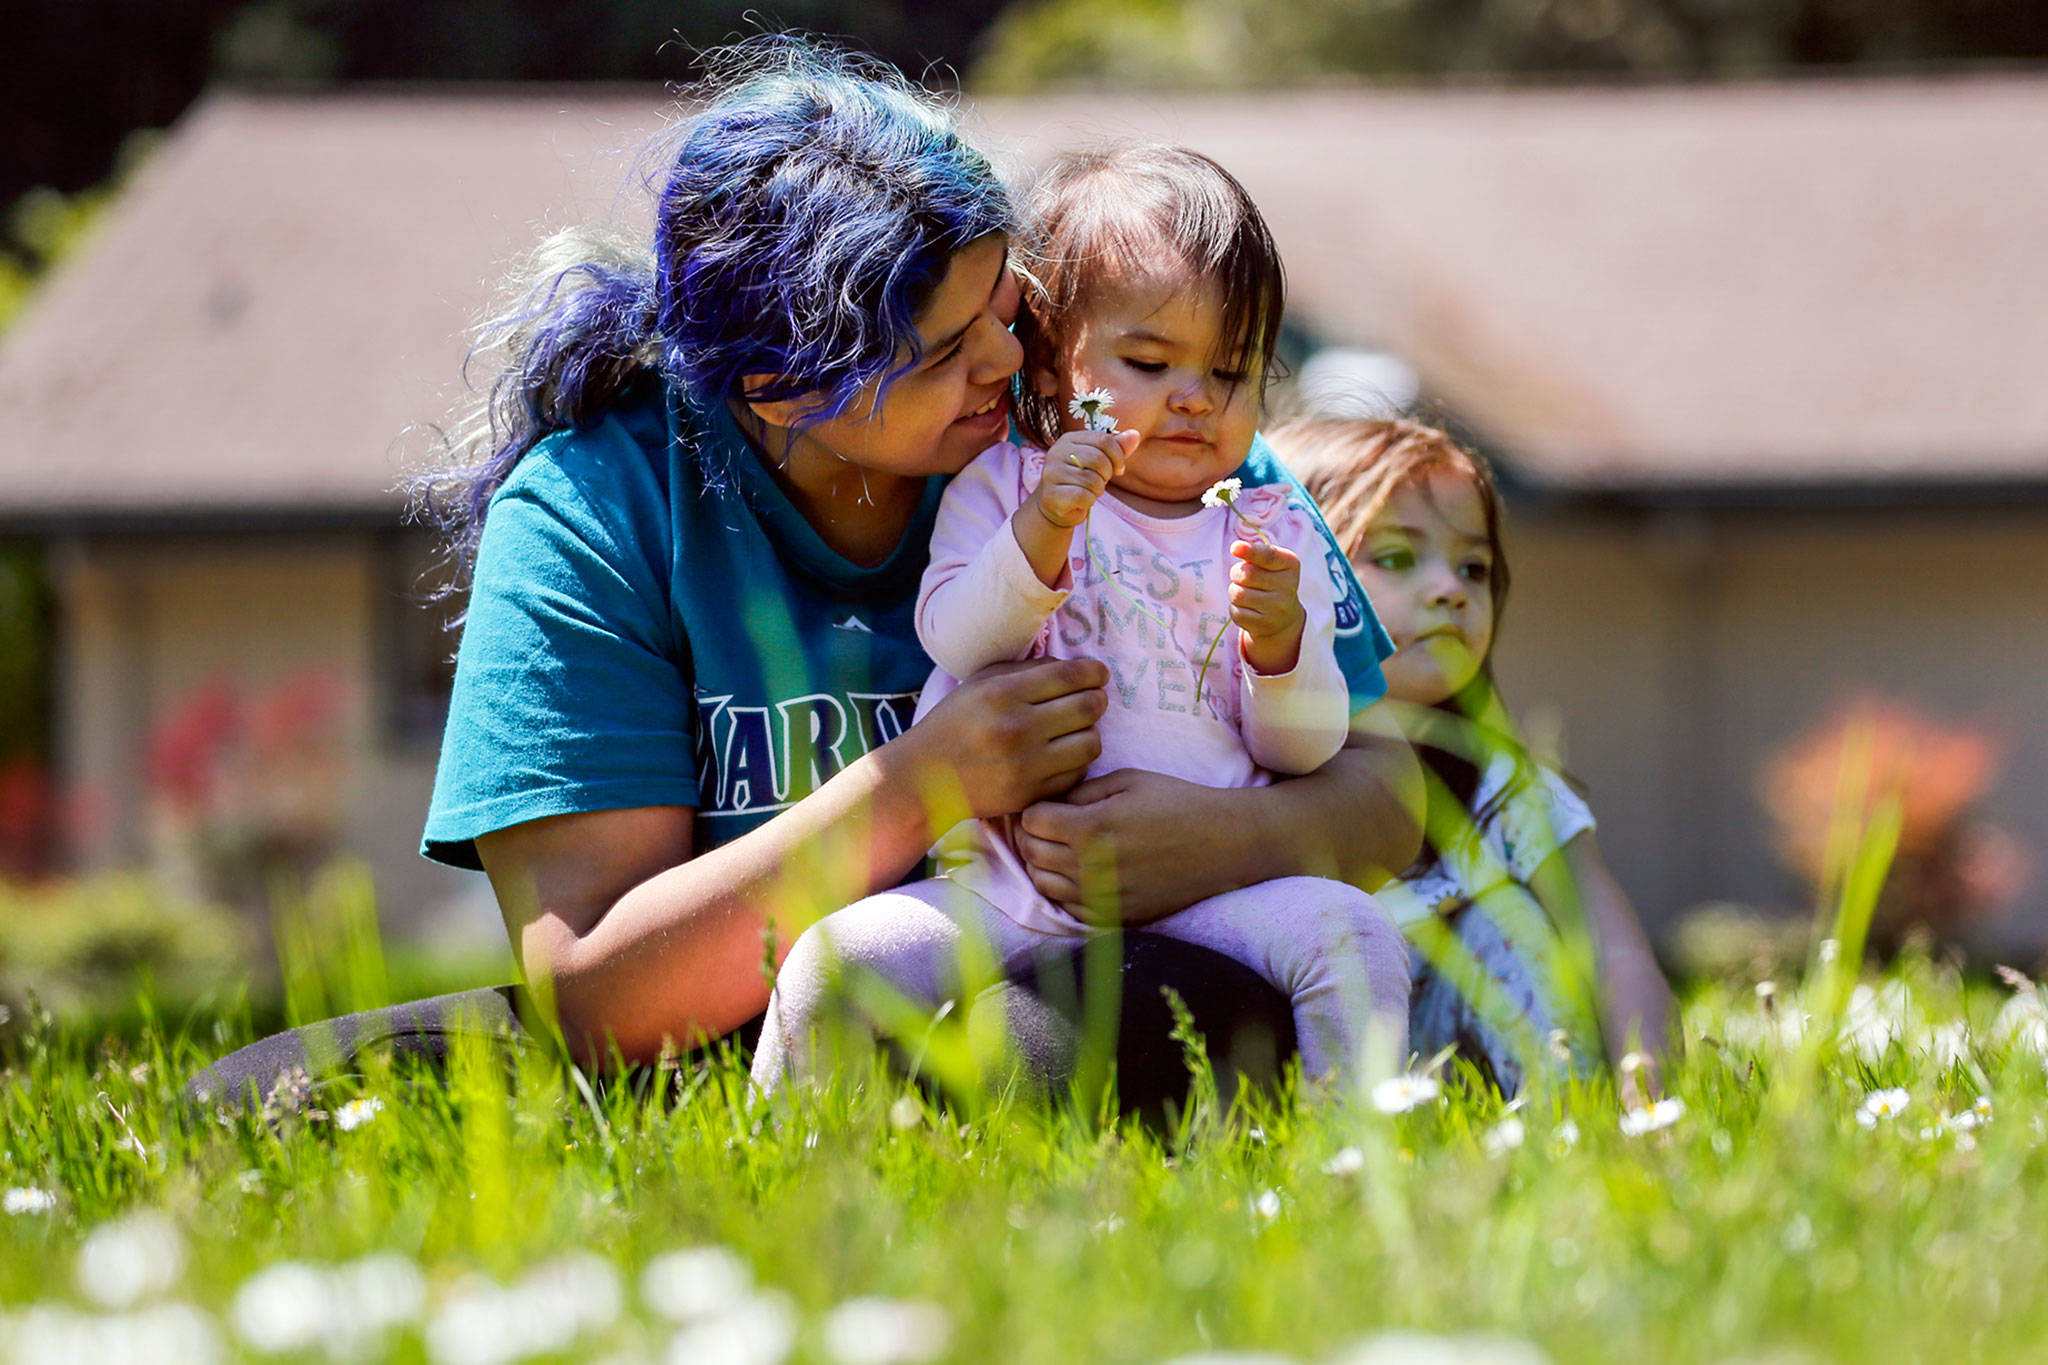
[{"xmin": 1230, "ymin": 539, "xmax": 1298, "ymax": 573}]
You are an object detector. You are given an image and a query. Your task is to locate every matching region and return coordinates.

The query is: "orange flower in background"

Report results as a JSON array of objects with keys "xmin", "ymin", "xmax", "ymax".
[{"xmin": 1762, "ymin": 698, "xmax": 2030, "ymax": 954}]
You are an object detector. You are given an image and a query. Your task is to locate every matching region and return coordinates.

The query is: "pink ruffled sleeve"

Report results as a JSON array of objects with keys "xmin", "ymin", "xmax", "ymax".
[{"xmin": 916, "ymin": 442, "xmax": 1072, "ymax": 681}]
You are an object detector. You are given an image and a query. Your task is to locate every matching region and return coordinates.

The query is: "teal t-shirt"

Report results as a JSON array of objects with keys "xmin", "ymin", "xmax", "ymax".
[{"xmin": 422, "ymin": 379, "xmax": 1396, "ymax": 870}]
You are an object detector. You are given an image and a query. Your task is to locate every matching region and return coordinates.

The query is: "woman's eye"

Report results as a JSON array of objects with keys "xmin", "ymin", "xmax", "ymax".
[
  {"xmin": 1122, "ymin": 358, "xmax": 1166, "ymax": 374},
  {"xmin": 931, "ymin": 341, "xmax": 966, "ymax": 368}
]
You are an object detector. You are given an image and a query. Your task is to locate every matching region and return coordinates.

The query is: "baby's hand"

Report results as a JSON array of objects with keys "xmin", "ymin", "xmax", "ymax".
[
  {"xmin": 1032, "ymin": 429, "xmax": 1138, "ymax": 530},
  {"xmin": 1229, "ymin": 539, "xmax": 1305, "ymax": 676}
]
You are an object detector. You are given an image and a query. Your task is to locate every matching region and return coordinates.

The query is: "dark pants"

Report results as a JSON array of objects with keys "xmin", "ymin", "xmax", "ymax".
[{"xmin": 183, "ymin": 935, "xmax": 1296, "ymax": 1121}]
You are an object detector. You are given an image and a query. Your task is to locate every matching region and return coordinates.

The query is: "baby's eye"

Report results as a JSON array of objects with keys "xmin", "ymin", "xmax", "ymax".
[{"xmin": 1121, "ymin": 358, "xmax": 1167, "ymax": 374}]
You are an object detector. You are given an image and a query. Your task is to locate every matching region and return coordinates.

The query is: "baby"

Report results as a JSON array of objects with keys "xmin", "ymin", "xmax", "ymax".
[{"xmin": 750, "ymin": 143, "xmax": 1409, "ymax": 1090}]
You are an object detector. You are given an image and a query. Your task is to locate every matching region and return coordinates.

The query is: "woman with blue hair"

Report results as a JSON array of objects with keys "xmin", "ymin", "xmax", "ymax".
[{"xmin": 186, "ymin": 41, "xmax": 1421, "ymax": 1105}]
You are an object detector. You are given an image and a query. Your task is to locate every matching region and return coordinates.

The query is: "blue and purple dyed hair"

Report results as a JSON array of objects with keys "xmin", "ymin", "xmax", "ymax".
[{"xmin": 421, "ymin": 39, "xmax": 1015, "ymax": 568}]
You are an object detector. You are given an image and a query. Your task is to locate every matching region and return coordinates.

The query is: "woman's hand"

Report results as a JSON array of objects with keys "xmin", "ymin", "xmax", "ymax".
[
  {"xmin": 1016, "ymin": 714, "xmax": 1424, "ymax": 925},
  {"xmin": 1014, "ymin": 768, "xmax": 1238, "ymax": 924},
  {"xmin": 893, "ymin": 658, "xmax": 1110, "ymax": 829}
]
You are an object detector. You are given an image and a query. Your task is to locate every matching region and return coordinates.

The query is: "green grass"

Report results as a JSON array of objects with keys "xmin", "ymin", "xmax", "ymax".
[{"xmin": 3, "ymin": 954, "xmax": 2047, "ymax": 1365}]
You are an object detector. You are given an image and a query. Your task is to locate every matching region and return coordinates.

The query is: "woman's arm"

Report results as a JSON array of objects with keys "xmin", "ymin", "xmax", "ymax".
[
  {"xmin": 477, "ymin": 658, "xmax": 1109, "ymax": 1064},
  {"xmin": 1012, "ymin": 703, "xmax": 1425, "ymax": 923},
  {"xmin": 1528, "ymin": 831, "xmax": 1678, "ymax": 1098}
]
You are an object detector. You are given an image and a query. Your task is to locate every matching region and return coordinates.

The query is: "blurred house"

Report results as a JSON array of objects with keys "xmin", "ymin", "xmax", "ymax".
[{"xmin": 2, "ymin": 77, "xmax": 2044, "ymax": 950}]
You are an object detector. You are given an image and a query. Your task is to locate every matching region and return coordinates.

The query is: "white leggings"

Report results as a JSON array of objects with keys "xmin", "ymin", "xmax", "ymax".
[{"xmin": 749, "ymin": 875, "xmax": 1409, "ymax": 1092}]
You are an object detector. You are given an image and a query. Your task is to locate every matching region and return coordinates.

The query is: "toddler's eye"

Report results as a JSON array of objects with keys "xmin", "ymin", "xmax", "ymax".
[
  {"xmin": 1460, "ymin": 559, "xmax": 1493, "ymax": 583},
  {"xmin": 1122, "ymin": 358, "xmax": 1167, "ymax": 374},
  {"xmin": 1369, "ymin": 548, "xmax": 1414, "ymax": 573},
  {"xmin": 1213, "ymin": 368, "xmax": 1249, "ymax": 384}
]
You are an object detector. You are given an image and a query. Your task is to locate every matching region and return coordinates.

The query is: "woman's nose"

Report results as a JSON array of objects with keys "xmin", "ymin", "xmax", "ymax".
[{"xmin": 969, "ymin": 313, "xmax": 1024, "ymax": 384}]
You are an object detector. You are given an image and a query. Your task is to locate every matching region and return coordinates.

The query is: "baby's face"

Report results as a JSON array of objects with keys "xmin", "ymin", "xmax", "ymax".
[{"xmin": 1039, "ymin": 274, "xmax": 1260, "ymax": 506}]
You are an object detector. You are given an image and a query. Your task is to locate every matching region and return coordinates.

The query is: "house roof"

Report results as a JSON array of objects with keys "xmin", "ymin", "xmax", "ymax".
[{"xmin": 3, "ymin": 76, "xmax": 2045, "ymax": 521}]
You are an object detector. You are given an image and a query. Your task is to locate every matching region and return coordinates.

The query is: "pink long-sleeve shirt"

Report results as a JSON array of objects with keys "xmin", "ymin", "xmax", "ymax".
[{"xmin": 914, "ymin": 440, "xmax": 1350, "ymax": 934}]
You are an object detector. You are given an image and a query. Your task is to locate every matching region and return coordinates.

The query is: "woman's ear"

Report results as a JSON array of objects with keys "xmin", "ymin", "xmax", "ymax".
[{"xmin": 739, "ymin": 375, "xmax": 821, "ymax": 431}]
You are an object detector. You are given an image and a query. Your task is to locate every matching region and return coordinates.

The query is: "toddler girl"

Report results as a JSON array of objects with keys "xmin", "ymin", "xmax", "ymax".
[
  {"xmin": 1272, "ymin": 416, "xmax": 1675, "ymax": 1096},
  {"xmin": 749, "ymin": 145, "xmax": 1409, "ymax": 1091}
]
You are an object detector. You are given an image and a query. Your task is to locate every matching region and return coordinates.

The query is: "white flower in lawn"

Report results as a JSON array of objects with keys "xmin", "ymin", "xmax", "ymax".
[
  {"xmin": 664, "ymin": 1291, "xmax": 797, "ymax": 1365},
  {"xmin": 1068, "ymin": 388, "xmax": 1117, "ymax": 432},
  {"xmin": 1920, "ymin": 1022, "xmax": 1971, "ymax": 1068},
  {"xmin": 1972, "ymin": 1095, "xmax": 1995, "ymax": 1122},
  {"xmin": 9, "ymin": 1302, "xmax": 223, "ymax": 1365},
  {"xmin": 1251, "ymin": 1189, "xmax": 1283, "ymax": 1221},
  {"xmin": 643, "ymin": 1246, "xmax": 754, "ymax": 1323},
  {"xmin": 1335, "ymin": 1329, "xmax": 1552, "ymax": 1364},
  {"xmin": 1484, "ymin": 1117, "xmax": 1527, "ymax": 1157},
  {"xmin": 426, "ymin": 1257, "xmax": 620, "ymax": 1365},
  {"xmin": 888, "ymin": 1096, "xmax": 923, "ymax": 1130},
  {"xmin": 77, "ymin": 1210, "xmax": 185, "ymax": 1308},
  {"xmin": 4, "ymin": 1185, "xmax": 57, "ymax": 1215},
  {"xmin": 341, "ymin": 1252, "xmax": 429, "ymax": 1333},
  {"xmin": 231, "ymin": 1261, "xmax": 334, "ymax": 1354},
  {"xmin": 527, "ymin": 1253, "xmax": 624, "ymax": 1334},
  {"xmin": 1992, "ymin": 990, "xmax": 2048, "ymax": 1055},
  {"xmin": 1551, "ymin": 1119, "xmax": 1581, "ymax": 1155},
  {"xmin": 1370, "ymin": 1074, "xmax": 1441, "ymax": 1114},
  {"xmin": 1321, "ymin": 1146, "xmax": 1366, "ymax": 1176},
  {"xmin": 1160, "ymin": 1355, "xmax": 1299, "ymax": 1365},
  {"xmin": 1618, "ymin": 1098, "xmax": 1686, "ymax": 1138},
  {"xmin": 333, "ymin": 1097, "xmax": 384, "ymax": 1131},
  {"xmin": 1200, "ymin": 477, "xmax": 1244, "ymax": 510},
  {"xmin": 236, "ymin": 1169, "xmax": 265, "ymax": 1194},
  {"xmin": 1856, "ymin": 1088, "xmax": 1912, "ymax": 1129},
  {"xmin": 821, "ymin": 1296, "xmax": 952, "ymax": 1365}
]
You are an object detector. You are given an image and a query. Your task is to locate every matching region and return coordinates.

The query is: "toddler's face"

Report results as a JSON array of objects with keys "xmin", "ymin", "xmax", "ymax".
[
  {"xmin": 1350, "ymin": 469, "xmax": 1497, "ymax": 706},
  {"xmin": 1038, "ymin": 274, "xmax": 1259, "ymax": 506}
]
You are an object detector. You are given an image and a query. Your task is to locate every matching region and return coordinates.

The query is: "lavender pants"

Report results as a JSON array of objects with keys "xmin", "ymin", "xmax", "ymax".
[{"xmin": 750, "ymin": 875, "xmax": 1409, "ymax": 1092}]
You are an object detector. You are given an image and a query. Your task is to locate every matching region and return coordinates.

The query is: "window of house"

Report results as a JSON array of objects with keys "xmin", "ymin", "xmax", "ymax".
[{"xmin": 378, "ymin": 527, "xmax": 465, "ymax": 749}]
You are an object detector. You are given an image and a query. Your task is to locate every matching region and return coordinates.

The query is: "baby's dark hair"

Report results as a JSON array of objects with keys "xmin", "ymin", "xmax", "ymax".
[{"xmin": 1011, "ymin": 143, "xmax": 1286, "ymax": 449}]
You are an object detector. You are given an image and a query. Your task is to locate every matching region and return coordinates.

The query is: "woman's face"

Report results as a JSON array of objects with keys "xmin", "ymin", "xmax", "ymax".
[
  {"xmin": 1351, "ymin": 468, "xmax": 1497, "ymax": 707},
  {"xmin": 758, "ymin": 234, "xmax": 1023, "ymax": 480}
]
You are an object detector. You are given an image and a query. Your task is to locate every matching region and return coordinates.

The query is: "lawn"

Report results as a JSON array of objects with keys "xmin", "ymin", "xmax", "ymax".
[{"xmin": 3, "ymin": 942, "xmax": 2047, "ymax": 1365}]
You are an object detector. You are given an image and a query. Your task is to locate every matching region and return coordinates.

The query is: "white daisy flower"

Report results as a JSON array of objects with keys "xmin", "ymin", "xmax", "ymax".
[
  {"xmin": 333, "ymin": 1096, "xmax": 384, "ymax": 1131},
  {"xmin": 1973, "ymin": 1095, "xmax": 1995, "ymax": 1121},
  {"xmin": 231, "ymin": 1261, "xmax": 333, "ymax": 1354},
  {"xmin": 4, "ymin": 1186, "xmax": 57, "ymax": 1215},
  {"xmin": 1618, "ymin": 1097, "xmax": 1686, "ymax": 1138},
  {"xmin": 1370, "ymin": 1074, "xmax": 1441, "ymax": 1114},
  {"xmin": 77, "ymin": 1210, "xmax": 185, "ymax": 1308},
  {"xmin": 1484, "ymin": 1118, "xmax": 1527, "ymax": 1157},
  {"xmin": 642, "ymin": 1246, "xmax": 753, "ymax": 1323},
  {"xmin": 1200, "ymin": 477, "xmax": 1243, "ymax": 510},
  {"xmin": 1856, "ymin": 1087, "xmax": 1912, "ymax": 1129},
  {"xmin": 664, "ymin": 1291, "xmax": 797, "ymax": 1365},
  {"xmin": 1336, "ymin": 1328, "xmax": 1553, "ymax": 1364},
  {"xmin": 1068, "ymin": 388, "xmax": 1117, "ymax": 431},
  {"xmin": 1551, "ymin": 1118, "xmax": 1581, "ymax": 1154},
  {"xmin": 1250, "ymin": 1188, "xmax": 1283, "ymax": 1221},
  {"xmin": 821, "ymin": 1296, "xmax": 952, "ymax": 1365},
  {"xmin": 1321, "ymin": 1146, "xmax": 1366, "ymax": 1176}
]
